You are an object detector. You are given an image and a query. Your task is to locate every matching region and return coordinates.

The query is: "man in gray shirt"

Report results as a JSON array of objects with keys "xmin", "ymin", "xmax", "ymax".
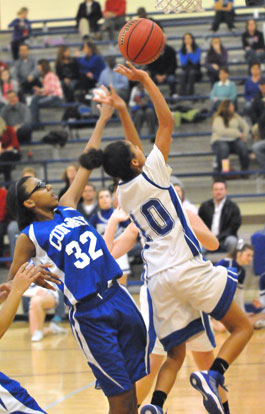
[
  {"xmin": 1, "ymin": 91, "xmax": 32, "ymax": 143},
  {"xmin": 13, "ymin": 43, "xmax": 41, "ymax": 96}
]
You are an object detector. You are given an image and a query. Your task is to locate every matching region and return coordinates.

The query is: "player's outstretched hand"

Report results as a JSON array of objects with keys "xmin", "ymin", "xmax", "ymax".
[
  {"xmin": 34, "ymin": 264, "xmax": 61, "ymax": 291},
  {"xmin": 95, "ymin": 86, "xmax": 114, "ymax": 121},
  {"xmin": 0, "ymin": 282, "xmax": 11, "ymax": 304},
  {"xmin": 93, "ymin": 84, "xmax": 126, "ymax": 112},
  {"xmin": 114, "ymin": 61, "xmax": 148, "ymax": 82},
  {"xmin": 12, "ymin": 263, "xmax": 43, "ymax": 295},
  {"xmin": 111, "ymin": 206, "xmax": 130, "ymax": 223}
]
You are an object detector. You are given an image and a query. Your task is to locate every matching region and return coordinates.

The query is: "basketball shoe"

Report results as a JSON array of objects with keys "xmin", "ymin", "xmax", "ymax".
[
  {"xmin": 140, "ymin": 404, "xmax": 164, "ymax": 414},
  {"xmin": 190, "ymin": 370, "xmax": 227, "ymax": 414}
]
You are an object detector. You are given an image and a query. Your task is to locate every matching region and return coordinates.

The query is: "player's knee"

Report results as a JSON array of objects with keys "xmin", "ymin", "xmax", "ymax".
[
  {"xmin": 168, "ymin": 343, "xmax": 186, "ymax": 365},
  {"xmin": 108, "ymin": 387, "xmax": 136, "ymax": 414},
  {"xmin": 30, "ymin": 296, "xmax": 44, "ymax": 309}
]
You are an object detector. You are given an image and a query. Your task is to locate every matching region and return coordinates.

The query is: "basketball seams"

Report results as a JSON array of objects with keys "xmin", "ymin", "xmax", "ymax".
[
  {"xmin": 125, "ymin": 19, "xmax": 146, "ymax": 61},
  {"xmin": 130, "ymin": 21, "xmax": 155, "ymax": 63},
  {"xmin": 136, "ymin": 35, "xmax": 165, "ymax": 65}
]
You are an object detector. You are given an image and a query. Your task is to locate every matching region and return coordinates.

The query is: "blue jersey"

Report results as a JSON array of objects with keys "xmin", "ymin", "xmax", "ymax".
[
  {"xmin": 22, "ymin": 206, "xmax": 122, "ymax": 306},
  {"xmin": 216, "ymin": 257, "xmax": 245, "ymax": 288},
  {"xmin": 90, "ymin": 207, "xmax": 129, "ymax": 237}
]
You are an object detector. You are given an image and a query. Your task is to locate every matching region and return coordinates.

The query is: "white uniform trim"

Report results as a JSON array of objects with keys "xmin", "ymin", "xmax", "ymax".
[{"xmin": 29, "ymin": 224, "xmax": 77, "ymax": 306}]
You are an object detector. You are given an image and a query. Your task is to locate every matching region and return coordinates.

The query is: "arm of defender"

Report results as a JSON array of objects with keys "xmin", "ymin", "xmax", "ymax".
[
  {"xmin": 60, "ymin": 98, "xmax": 114, "ymax": 209},
  {"xmin": 104, "ymin": 219, "xmax": 139, "ymax": 260},
  {"xmin": 0, "ymin": 263, "xmax": 42, "ymax": 339},
  {"xmin": 186, "ymin": 209, "xmax": 219, "ymax": 251}
]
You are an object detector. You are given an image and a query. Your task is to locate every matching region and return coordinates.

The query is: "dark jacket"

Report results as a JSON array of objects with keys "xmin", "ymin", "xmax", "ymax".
[
  {"xmin": 198, "ymin": 197, "xmax": 241, "ymax": 242},
  {"xmin": 77, "ymin": 202, "xmax": 98, "ymax": 222},
  {"xmin": 249, "ymin": 90, "xmax": 265, "ymax": 124},
  {"xmin": 56, "ymin": 58, "xmax": 79, "ymax": 81},
  {"xmin": 242, "ymin": 30, "xmax": 265, "ymax": 51},
  {"xmin": 205, "ymin": 46, "xmax": 228, "ymax": 70},
  {"xmin": 147, "ymin": 44, "xmax": 177, "ymax": 76},
  {"xmin": 76, "ymin": 1, "xmax": 102, "ymax": 31}
]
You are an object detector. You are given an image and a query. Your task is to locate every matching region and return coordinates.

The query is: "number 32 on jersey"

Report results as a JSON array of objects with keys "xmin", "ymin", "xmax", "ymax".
[{"xmin": 65, "ymin": 231, "xmax": 103, "ymax": 269}]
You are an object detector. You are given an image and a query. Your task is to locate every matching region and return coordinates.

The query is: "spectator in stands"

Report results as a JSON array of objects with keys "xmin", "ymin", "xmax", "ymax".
[
  {"xmin": 29, "ymin": 59, "xmax": 63, "ymax": 125},
  {"xmin": 58, "ymin": 163, "xmax": 79, "ymax": 199},
  {"xmin": 98, "ymin": 56, "xmax": 129, "ymax": 102},
  {"xmin": 171, "ymin": 177, "xmax": 198, "ymax": 214},
  {"xmin": 249, "ymin": 77, "xmax": 265, "ymax": 133},
  {"xmin": 76, "ymin": 0, "xmax": 102, "ymax": 40},
  {"xmin": 211, "ymin": 100, "xmax": 250, "ymax": 174},
  {"xmin": 211, "ymin": 0, "xmax": 235, "ymax": 33},
  {"xmin": 0, "ymin": 61, "xmax": 8, "ymax": 74},
  {"xmin": 23, "ymin": 284, "xmax": 67, "ymax": 342},
  {"xmin": 252, "ymin": 130, "xmax": 265, "ymax": 171},
  {"xmin": 77, "ymin": 182, "xmax": 98, "ymax": 221},
  {"xmin": 129, "ymin": 82, "xmax": 156, "ymax": 138},
  {"xmin": 13, "ymin": 44, "xmax": 41, "ymax": 97},
  {"xmin": 242, "ymin": 19, "xmax": 265, "ymax": 66},
  {"xmin": 0, "ymin": 118, "xmax": 21, "ymax": 184},
  {"xmin": 1, "ymin": 91, "xmax": 32, "ymax": 143},
  {"xmin": 76, "ymin": 41, "xmax": 105, "ymax": 96},
  {"xmin": 210, "ymin": 67, "xmax": 237, "ymax": 111},
  {"xmin": 8, "ymin": 7, "xmax": 31, "ymax": 60},
  {"xmin": 205, "ymin": 37, "xmax": 228, "ymax": 85},
  {"xmin": 179, "ymin": 33, "xmax": 201, "ymax": 96},
  {"xmin": 0, "ymin": 186, "xmax": 7, "ymax": 264},
  {"xmin": 0, "ymin": 69, "xmax": 19, "ymax": 104},
  {"xmin": 199, "ymin": 179, "xmax": 241, "ymax": 252},
  {"xmin": 101, "ymin": 0, "xmax": 126, "ymax": 42},
  {"xmin": 244, "ymin": 62, "xmax": 261, "ymax": 115},
  {"xmin": 136, "ymin": 6, "xmax": 161, "ymax": 26},
  {"xmin": 147, "ymin": 40, "xmax": 177, "ymax": 98},
  {"xmin": 56, "ymin": 46, "xmax": 79, "ymax": 102}
]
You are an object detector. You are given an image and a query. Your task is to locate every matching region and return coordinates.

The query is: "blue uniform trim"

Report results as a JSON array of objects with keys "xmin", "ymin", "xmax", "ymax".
[
  {"xmin": 160, "ymin": 317, "xmax": 204, "ymax": 351},
  {"xmin": 168, "ymin": 186, "xmax": 201, "ymax": 256},
  {"xmin": 142, "ymin": 172, "xmax": 171, "ymax": 190},
  {"xmin": 202, "ymin": 312, "xmax": 216, "ymax": 348},
  {"xmin": 0, "ymin": 372, "xmax": 46, "ymax": 413},
  {"xmin": 210, "ymin": 270, "xmax": 238, "ymax": 320},
  {"xmin": 146, "ymin": 287, "xmax": 157, "ymax": 354}
]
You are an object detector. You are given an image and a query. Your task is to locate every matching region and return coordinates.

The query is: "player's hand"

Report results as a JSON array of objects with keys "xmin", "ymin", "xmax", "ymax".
[
  {"xmin": 96, "ymin": 86, "xmax": 114, "ymax": 120},
  {"xmin": 110, "ymin": 206, "xmax": 130, "ymax": 223},
  {"xmin": 93, "ymin": 84, "xmax": 126, "ymax": 111},
  {"xmin": 0, "ymin": 282, "xmax": 12, "ymax": 304},
  {"xmin": 12, "ymin": 263, "xmax": 43, "ymax": 295},
  {"xmin": 34, "ymin": 264, "xmax": 61, "ymax": 291},
  {"xmin": 114, "ymin": 61, "xmax": 148, "ymax": 82}
]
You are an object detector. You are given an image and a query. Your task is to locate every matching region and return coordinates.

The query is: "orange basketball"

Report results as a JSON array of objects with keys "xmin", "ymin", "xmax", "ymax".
[{"xmin": 118, "ymin": 18, "xmax": 165, "ymax": 65}]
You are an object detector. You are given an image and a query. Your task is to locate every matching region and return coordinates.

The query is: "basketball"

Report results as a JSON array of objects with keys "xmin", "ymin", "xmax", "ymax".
[{"xmin": 118, "ymin": 18, "xmax": 165, "ymax": 65}]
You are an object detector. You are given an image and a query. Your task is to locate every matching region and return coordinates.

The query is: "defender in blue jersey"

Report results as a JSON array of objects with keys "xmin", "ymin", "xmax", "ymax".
[
  {"xmin": 84, "ymin": 63, "xmax": 253, "ymax": 414},
  {"xmin": 6, "ymin": 98, "xmax": 149, "ymax": 414}
]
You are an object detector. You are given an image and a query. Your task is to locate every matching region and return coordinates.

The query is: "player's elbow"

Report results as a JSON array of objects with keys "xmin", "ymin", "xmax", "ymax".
[
  {"xmin": 160, "ymin": 114, "xmax": 174, "ymax": 132},
  {"xmin": 207, "ymin": 237, "xmax": 220, "ymax": 251}
]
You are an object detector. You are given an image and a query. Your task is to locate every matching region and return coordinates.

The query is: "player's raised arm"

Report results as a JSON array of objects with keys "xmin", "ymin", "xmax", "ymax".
[
  {"xmin": 115, "ymin": 62, "xmax": 174, "ymax": 162},
  {"xmin": 185, "ymin": 210, "xmax": 219, "ymax": 251},
  {"xmin": 60, "ymin": 96, "xmax": 114, "ymax": 209}
]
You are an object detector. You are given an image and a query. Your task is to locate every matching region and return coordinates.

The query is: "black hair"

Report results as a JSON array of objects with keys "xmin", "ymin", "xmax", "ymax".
[
  {"xmin": 219, "ymin": 66, "xmax": 229, "ymax": 74},
  {"xmin": 6, "ymin": 177, "xmax": 36, "ymax": 231},
  {"xmin": 229, "ymin": 240, "xmax": 254, "ymax": 260},
  {"xmin": 181, "ymin": 32, "xmax": 198, "ymax": 54},
  {"xmin": 79, "ymin": 141, "xmax": 138, "ymax": 182},
  {"xmin": 212, "ymin": 178, "xmax": 227, "ymax": 188}
]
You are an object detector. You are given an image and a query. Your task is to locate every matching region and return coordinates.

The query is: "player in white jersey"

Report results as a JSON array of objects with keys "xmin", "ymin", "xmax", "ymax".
[
  {"xmin": 103, "ymin": 208, "xmax": 229, "ymax": 410},
  {"xmin": 0, "ymin": 263, "xmax": 47, "ymax": 413},
  {"xmin": 85, "ymin": 63, "xmax": 253, "ymax": 414}
]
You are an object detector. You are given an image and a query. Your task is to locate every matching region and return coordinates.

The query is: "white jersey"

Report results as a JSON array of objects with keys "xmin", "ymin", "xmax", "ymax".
[{"xmin": 117, "ymin": 145, "xmax": 201, "ymax": 279}]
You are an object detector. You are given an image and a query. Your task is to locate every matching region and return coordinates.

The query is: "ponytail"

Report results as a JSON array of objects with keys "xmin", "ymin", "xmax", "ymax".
[{"xmin": 79, "ymin": 148, "xmax": 104, "ymax": 170}]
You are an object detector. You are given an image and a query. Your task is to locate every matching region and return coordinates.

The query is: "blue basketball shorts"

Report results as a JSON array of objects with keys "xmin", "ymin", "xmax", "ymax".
[
  {"xmin": 68, "ymin": 282, "xmax": 149, "ymax": 397},
  {"xmin": 0, "ymin": 372, "xmax": 46, "ymax": 413}
]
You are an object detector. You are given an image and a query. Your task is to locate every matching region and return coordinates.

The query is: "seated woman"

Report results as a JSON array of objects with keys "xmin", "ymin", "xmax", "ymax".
[
  {"xmin": 205, "ymin": 37, "xmax": 228, "ymax": 85},
  {"xmin": 179, "ymin": 33, "xmax": 202, "ymax": 96},
  {"xmin": 23, "ymin": 282, "xmax": 67, "ymax": 342},
  {"xmin": 244, "ymin": 62, "xmax": 261, "ymax": 114},
  {"xmin": 76, "ymin": 41, "xmax": 105, "ymax": 99},
  {"xmin": 29, "ymin": 59, "xmax": 63, "ymax": 124},
  {"xmin": 0, "ymin": 118, "xmax": 21, "ymax": 184},
  {"xmin": 55, "ymin": 46, "xmax": 79, "ymax": 102},
  {"xmin": 242, "ymin": 19, "xmax": 265, "ymax": 66},
  {"xmin": 211, "ymin": 100, "xmax": 250, "ymax": 174},
  {"xmin": 0, "ymin": 69, "xmax": 19, "ymax": 104},
  {"xmin": 210, "ymin": 67, "xmax": 237, "ymax": 112},
  {"xmin": 216, "ymin": 240, "xmax": 265, "ymax": 329}
]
